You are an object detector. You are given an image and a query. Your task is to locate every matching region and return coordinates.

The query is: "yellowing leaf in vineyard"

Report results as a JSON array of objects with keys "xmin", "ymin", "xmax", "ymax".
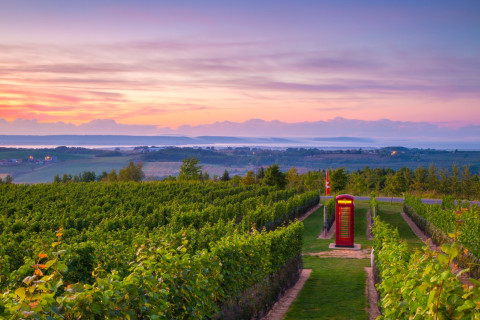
[{"xmin": 15, "ymin": 287, "xmax": 26, "ymax": 300}]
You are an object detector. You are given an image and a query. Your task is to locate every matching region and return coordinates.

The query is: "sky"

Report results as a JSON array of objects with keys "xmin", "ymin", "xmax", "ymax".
[{"xmin": 1, "ymin": 0, "xmax": 480, "ymax": 135}]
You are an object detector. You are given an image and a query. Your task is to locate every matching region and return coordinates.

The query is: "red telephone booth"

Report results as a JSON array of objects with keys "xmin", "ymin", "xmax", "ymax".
[{"xmin": 335, "ymin": 194, "xmax": 355, "ymax": 247}]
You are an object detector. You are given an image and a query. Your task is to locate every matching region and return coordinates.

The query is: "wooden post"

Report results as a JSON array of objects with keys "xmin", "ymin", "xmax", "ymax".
[{"xmin": 324, "ymin": 203, "xmax": 327, "ymax": 236}]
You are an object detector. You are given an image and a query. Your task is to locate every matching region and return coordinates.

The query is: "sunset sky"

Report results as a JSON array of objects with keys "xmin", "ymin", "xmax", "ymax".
[{"xmin": 1, "ymin": 0, "xmax": 479, "ymax": 133}]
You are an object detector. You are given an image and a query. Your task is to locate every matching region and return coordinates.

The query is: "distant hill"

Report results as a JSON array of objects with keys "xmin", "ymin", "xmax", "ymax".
[{"xmin": 1, "ymin": 118, "xmax": 480, "ymax": 151}]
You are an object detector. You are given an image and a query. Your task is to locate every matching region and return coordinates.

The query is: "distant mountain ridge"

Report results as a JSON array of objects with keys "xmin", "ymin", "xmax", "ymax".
[
  {"xmin": 0, "ymin": 117, "xmax": 479, "ymax": 149},
  {"xmin": 174, "ymin": 118, "xmax": 480, "ymax": 141},
  {"xmin": 0, "ymin": 135, "xmax": 368, "ymax": 147}
]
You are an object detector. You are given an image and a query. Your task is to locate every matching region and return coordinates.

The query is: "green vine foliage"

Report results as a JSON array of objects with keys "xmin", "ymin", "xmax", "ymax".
[
  {"xmin": 404, "ymin": 195, "xmax": 480, "ymax": 258},
  {"xmin": 373, "ymin": 217, "xmax": 480, "ymax": 319},
  {"xmin": 0, "ymin": 182, "xmax": 312, "ymax": 319}
]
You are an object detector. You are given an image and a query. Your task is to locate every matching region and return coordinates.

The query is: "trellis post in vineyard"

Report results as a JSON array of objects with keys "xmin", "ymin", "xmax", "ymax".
[{"xmin": 323, "ymin": 170, "xmax": 330, "ymax": 236}]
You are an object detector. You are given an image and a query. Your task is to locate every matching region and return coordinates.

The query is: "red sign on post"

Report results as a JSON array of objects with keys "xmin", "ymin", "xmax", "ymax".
[
  {"xmin": 325, "ymin": 171, "xmax": 330, "ymax": 195},
  {"xmin": 335, "ymin": 194, "xmax": 355, "ymax": 247}
]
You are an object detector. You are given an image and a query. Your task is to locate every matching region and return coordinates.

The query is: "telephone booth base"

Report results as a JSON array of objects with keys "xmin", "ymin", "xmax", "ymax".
[{"xmin": 329, "ymin": 243, "xmax": 362, "ymax": 250}]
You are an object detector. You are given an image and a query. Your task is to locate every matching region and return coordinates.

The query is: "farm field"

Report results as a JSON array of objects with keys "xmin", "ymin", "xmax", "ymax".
[
  {"xmin": 12, "ymin": 157, "xmax": 131, "ymax": 183},
  {"xmin": 4, "ymin": 159, "xmax": 253, "ymax": 184}
]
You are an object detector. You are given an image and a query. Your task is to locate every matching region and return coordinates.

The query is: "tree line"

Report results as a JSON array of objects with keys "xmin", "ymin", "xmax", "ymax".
[
  {"xmin": 54, "ymin": 161, "xmax": 145, "ymax": 183},
  {"xmin": 53, "ymin": 157, "xmax": 480, "ymax": 200},
  {"xmin": 175, "ymin": 157, "xmax": 480, "ymax": 200}
]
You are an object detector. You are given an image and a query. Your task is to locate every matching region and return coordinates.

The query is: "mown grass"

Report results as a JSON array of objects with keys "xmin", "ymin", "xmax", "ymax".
[
  {"xmin": 284, "ymin": 256, "xmax": 369, "ymax": 320},
  {"xmin": 287, "ymin": 201, "xmax": 373, "ymax": 319},
  {"xmin": 376, "ymin": 202, "xmax": 424, "ymax": 249}
]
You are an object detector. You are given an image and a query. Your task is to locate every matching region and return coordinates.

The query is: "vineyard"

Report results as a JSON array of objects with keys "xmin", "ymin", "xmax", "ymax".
[
  {"xmin": 0, "ymin": 182, "xmax": 318, "ymax": 319},
  {"xmin": 404, "ymin": 195, "xmax": 480, "ymax": 277},
  {"xmin": 372, "ymin": 196, "xmax": 480, "ymax": 318}
]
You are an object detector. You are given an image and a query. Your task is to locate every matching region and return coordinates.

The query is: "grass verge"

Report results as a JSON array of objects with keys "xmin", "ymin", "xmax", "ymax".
[{"xmin": 376, "ymin": 202, "xmax": 424, "ymax": 249}]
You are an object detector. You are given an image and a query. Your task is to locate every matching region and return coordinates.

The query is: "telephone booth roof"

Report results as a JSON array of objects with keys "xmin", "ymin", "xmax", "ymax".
[{"xmin": 335, "ymin": 194, "xmax": 355, "ymax": 200}]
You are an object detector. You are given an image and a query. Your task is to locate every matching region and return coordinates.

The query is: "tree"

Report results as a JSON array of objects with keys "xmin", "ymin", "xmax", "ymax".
[
  {"xmin": 263, "ymin": 164, "xmax": 286, "ymax": 188},
  {"xmin": 163, "ymin": 175, "xmax": 177, "ymax": 181},
  {"xmin": 62, "ymin": 174, "xmax": 72, "ymax": 183},
  {"xmin": 426, "ymin": 164, "xmax": 439, "ymax": 192},
  {"xmin": 98, "ymin": 171, "xmax": 108, "ymax": 181},
  {"xmin": 202, "ymin": 171, "xmax": 210, "ymax": 181},
  {"xmin": 53, "ymin": 174, "xmax": 61, "ymax": 183},
  {"xmin": 461, "ymin": 165, "xmax": 474, "ymax": 200},
  {"xmin": 349, "ymin": 171, "xmax": 368, "ymax": 195},
  {"xmin": 384, "ymin": 171, "xmax": 408, "ymax": 202},
  {"xmin": 78, "ymin": 171, "xmax": 96, "ymax": 182},
  {"xmin": 242, "ymin": 170, "xmax": 256, "ymax": 186},
  {"xmin": 178, "ymin": 157, "xmax": 202, "ymax": 181},
  {"xmin": 4, "ymin": 175, "xmax": 13, "ymax": 184},
  {"xmin": 329, "ymin": 167, "xmax": 349, "ymax": 193},
  {"xmin": 230, "ymin": 175, "xmax": 242, "ymax": 186},
  {"xmin": 256, "ymin": 167, "xmax": 265, "ymax": 181},
  {"xmin": 383, "ymin": 174, "xmax": 397, "ymax": 203},
  {"xmin": 106, "ymin": 169, "xmax": 118, "ymax": 182},
  {"xmin": 438, "ymin": 168, "xmax": 451, "ymax": 195},
  {"xmin": 303, "ymin": 170, "xmax": 323, "ymax": 192},
  {"xmin": 221, "ymin": 170, "xmax": 230, "ymax": 182},
  {"xmin": 286, "ymin": 167, "xmax": 301, "ymax": 188},
  {"xmin": 412, "ymin": 167, "xmax": 428, "ymax": 193},
  {"xmin": 451, "ymin": 164, "xmax": 461, "ymax": 198},
  {"xmin": 118, "ymin": 161, "xmax": 145, "ymax": 182}
]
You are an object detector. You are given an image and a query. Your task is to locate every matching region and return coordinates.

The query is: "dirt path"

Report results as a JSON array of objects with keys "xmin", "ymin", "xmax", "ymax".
[
  {"xmin": 365, "ymin": 267, "xmax": 381, "ymax": 320},
  {"xmin": 400, "ymin": 212, "xmax": 471, "ymax": 286},
  {"xmin": 305, "ymin": 249, "xmax": 370, "ymax": 259},
  {"xmin": 259, "ymin": 205, "xmax": 321, "ymax": 320},
  {"xmin": 400, "ymin": 212, "xmax": 438, "ymax": 250},
  {"xmin": 298, "ymin": 204, "xmax": 322, "ymax": 222},
  {"xmin": 262, "ymin": 269, "xmax": 312, "ymax": 320}
]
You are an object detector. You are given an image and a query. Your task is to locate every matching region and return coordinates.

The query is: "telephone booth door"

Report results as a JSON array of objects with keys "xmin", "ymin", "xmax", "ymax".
[{"xmin": 335, "ymin": 194, "xmax": 355, "ymax": 247}]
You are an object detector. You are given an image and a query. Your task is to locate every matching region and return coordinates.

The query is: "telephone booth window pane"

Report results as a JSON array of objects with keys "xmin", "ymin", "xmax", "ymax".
[{"xmin": 340, "ymin": 206, "xmax": 350, "ymax": 239}]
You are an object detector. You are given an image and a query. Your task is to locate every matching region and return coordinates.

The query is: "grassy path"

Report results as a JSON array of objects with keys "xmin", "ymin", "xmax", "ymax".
[
  {"xmin": 284, "ymin": 256, "xmax": 369, "ymax": 320},
  {"xmin": 284, "ymin": 203, "xmax": 372, "ymax": 320},
  {"xmin": 376, "ymin": 202, "xmax": 424, "ymax": 249},
  {"xmin": 283, "ymin": 201, "xmax": 422, "ymax": 320}
]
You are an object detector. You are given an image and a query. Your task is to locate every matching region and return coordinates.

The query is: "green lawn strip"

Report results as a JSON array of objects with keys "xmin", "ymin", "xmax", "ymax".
[
  {"xmin": 376, "ymin": 202, "xmax": 424, "ymax": 249},
  {"xmin": 284, "ymin": 256, "xmax": 369, "ymax": 320},
  {"xmin": 302, "ymin": 201, "xmax": 372, "ymax": 253},
  {"xmin": 302, "ymin": 207, "xmax": 327, "ymax": 253}
]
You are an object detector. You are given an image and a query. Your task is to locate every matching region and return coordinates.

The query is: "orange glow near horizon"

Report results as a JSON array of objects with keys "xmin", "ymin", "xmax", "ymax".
[{"xmin": 2, "ymin": 85, "xmax": 478, "ymax": 129}]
